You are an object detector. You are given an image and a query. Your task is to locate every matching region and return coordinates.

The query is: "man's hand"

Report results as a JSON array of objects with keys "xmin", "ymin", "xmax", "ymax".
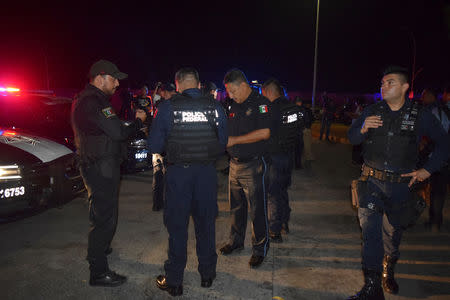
[
  {"xmin": 360, "ymin": 115, "xmax": 383, "ymax": 134},
  {"xmin": 227, "ymin": 136, "xmax": 236, "ymax": 148},
  {"xmin": 401, "ymin": 168, "xmax": 431, "ymax": 187},
  {"xmin": 135, "ymin": 109, "xmax": 147, "ymax": 122},
  {"xmin": 140, "ymin": 126, "xmax": 149, "ymax": 136}
]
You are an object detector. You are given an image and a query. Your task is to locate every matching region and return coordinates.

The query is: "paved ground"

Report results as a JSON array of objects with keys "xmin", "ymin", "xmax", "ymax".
[{"xmin": 1, "ymin": 140, "xmax": 449, "ymax": 300}]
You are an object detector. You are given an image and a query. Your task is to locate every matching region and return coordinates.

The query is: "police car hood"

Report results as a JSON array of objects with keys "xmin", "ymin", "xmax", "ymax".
[{"xmin": 0, "ymin": 128, "xmax": 73, "ymax": 165}]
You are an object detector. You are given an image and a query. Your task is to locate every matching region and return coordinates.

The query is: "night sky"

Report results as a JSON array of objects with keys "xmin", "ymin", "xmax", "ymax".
[{"xmin": 0, "ymin": 0, "xmax": 449, "ymax": 94}]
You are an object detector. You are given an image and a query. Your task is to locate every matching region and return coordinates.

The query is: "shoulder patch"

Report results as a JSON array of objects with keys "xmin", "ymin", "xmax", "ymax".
[
  {"xmin": 102, "ymin": 107, "xmax": 116, "ymax": 118},
  {"xmin": 258, "ymin": 104, "xmax": 268, "ymax": 113}
]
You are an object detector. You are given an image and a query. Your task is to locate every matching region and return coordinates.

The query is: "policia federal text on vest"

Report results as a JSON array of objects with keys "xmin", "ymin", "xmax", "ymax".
[{"xmin": 166, "ymin": 93, "xmax": 222, "ymax": 164}]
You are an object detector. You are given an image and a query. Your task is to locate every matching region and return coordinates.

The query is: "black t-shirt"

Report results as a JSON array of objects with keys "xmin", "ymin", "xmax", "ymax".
[{"xmin": 227, "ymin": 90, "xmax": 272, "ymax": 158}]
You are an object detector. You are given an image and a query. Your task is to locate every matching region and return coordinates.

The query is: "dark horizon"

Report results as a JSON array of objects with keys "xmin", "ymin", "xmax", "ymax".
[{"xmin": 0, "ymin": 1, "xmax": 449, "ymax": 95}]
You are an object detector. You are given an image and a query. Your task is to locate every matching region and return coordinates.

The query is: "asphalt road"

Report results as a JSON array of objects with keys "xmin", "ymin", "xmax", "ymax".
[{"xmin": 1, "ymin": 140, "xmax": 449, "ymax": 300}]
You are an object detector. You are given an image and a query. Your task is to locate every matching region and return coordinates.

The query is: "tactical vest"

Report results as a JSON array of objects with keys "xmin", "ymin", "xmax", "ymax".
[
  {"xmin": 72, "ymin": 94, "xmax": 120, "ymax": 163},
  {"xmin": 166, "ymin": 94, "xmax": 222, "ymax": 164},
  {"xmin": 276, "ymin": 103, "xmax": 305, "ymax": 153},
  {"xmin": 363, "ymin": 100, "xmax": 420, "ymax": 171}
]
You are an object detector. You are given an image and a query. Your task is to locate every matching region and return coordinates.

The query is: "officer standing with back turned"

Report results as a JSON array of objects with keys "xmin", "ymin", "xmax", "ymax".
[
  {"xmin": 262, "ymin": 78, "xmax": 304, "ymax": 242},
  {"xmin": 347, "ymin": 66, "xmax": 449, "ymax": 299},
  {"xmin": 149, "ymin": 68, "xmax": 227, "ymax": 297},
  {"xmin": 71, "ymin": 59, "xmax": 147, "ymax": 287}
]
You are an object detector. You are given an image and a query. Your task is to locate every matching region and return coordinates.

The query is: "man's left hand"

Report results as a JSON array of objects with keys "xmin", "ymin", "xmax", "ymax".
[{"xmin": 401, "ymin": 168, "xmax": 431, "ymax": 187}]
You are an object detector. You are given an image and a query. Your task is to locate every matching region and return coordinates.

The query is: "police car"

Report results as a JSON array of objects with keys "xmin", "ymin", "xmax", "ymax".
[
  {"xmin": 122, "ymin": 128, "xmax": 152, "ymax": 173},
  {"xmin": 0, "ymin": 87, "xmax": 84, "ymax": 217}
]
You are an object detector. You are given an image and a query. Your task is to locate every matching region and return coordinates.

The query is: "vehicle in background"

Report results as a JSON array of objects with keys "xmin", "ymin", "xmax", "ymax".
[{"xmin": 0, "ymin": 87, "xmax": 84, "ymax": 217}]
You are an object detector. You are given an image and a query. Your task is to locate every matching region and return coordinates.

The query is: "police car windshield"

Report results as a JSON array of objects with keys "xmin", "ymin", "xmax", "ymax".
[{"xmin": 0, "ymin": 95, "xmax": 72, "ymax": 137}]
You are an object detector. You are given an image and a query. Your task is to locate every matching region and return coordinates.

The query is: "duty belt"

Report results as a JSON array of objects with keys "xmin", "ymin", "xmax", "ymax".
[
  {"xmin": 231, "ymin": 156, "xmax": 260, "ymax": 163},
  {"xmin": 361, "ymin": 165, "xmax": 410, "ymax": 183}
]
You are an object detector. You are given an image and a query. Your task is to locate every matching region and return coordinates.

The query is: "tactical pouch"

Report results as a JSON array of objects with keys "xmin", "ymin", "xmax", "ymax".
[{"xmin": 351, "ymin": 176, "xmax": 368, "ymax": 208}]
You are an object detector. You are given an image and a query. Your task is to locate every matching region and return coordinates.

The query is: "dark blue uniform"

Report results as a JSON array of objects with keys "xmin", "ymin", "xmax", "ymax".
[
  {"xmin": 348, "ymin": 100, "xmax": 449, "ymax": 273},
  {"xmin": 226, "ymin": 90, "xmax": 272, "ymax": 257},
  {"xmin": 148, "ymin": 88, "xmax": 227, "ymax": 287},
  {"xmin": 267, "ymin": 97, "xmax": 300, "ymax": 236}
]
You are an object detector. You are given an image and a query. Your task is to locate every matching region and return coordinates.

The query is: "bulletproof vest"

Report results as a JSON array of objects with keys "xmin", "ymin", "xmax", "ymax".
[
  {"xmin": 166, "ymin": 94, "xmax": 222, "ymax": 164},
  {"xmin": 71, "ymin": 92, "xmax": 120, "ymax": 163},
  {"xmin": 276, "ymin": 103, "xmax": 305, "ymax": 153},
  {"xmin": 363, "ymin": 100, "xmax": 420, "ymax": 171}
]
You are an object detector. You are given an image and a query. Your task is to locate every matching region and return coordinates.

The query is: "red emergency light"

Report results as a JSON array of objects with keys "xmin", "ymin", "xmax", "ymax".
[
  {"xmin": 0, "ymin": 130, "xmax": 17, "ymax": 137},
  {"xmin": 0, "ymin": 86, "xmax": 20, "ymax": 93}
]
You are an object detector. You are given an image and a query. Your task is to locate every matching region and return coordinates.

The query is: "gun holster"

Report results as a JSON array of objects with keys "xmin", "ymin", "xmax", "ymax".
[{"xmin": 351, "ymin": 176, "xmax": 368, "ymax": 208}]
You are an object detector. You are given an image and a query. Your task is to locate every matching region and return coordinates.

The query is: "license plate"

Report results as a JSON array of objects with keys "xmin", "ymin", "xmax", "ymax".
[
  {"xmin": 135, "ymin": 151, "xmax": 148, "ymax": 160},
  {"xmin": 0, "ymin": 186, "xmax": 26, "ymax": 199}
]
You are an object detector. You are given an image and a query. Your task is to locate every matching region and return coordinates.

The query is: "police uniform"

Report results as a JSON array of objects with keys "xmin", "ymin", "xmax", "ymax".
[
  {"xmin": 267, "ymin": 97, "xmax": 304, "ymax": 238},
  {"xmin": 72, "ymin": 83, "xmax": 143, "ymax": 277},
  {"xmin": 148, "ymin": 88, "xmax": 227, "ymax": 289},
  {"xmin": 348, "ymin": 99, "xmax": 449, "ymax": 296},
  {"xmin": 226, "ymin": 89, "xmax": 272, "ymax": 258}
]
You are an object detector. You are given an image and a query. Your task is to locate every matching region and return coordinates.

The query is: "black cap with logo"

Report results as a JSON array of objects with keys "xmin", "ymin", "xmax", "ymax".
[
  {"xmin": 89, "ymin": 59, "xmax": 128, "ymax": 80},
  {"xmin": 160, "ymin": 82, "xmax": 176, "ymax": 92}
]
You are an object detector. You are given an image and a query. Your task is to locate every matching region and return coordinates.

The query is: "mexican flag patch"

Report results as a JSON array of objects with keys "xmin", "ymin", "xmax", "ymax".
[
  {"xmin": 258, "ymin": 105, "xmax": 268, "ymax": 113},
  {"xmin": 102, "ymin": 107, "xmax": 116, "ymax": 118}
]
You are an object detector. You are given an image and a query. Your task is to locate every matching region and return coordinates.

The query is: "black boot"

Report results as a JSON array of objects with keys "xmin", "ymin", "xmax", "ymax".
[
  {"xmin": 347, "ymin": 269, "xmax": 385, "ymax": 300},
  {"xmin": 382, "ymin": 255, "xmax": 399, "ymax": 294}
]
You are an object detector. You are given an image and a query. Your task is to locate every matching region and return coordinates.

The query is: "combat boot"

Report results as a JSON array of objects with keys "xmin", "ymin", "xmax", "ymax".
[
  {"xmin": 347, "ymin": 269, "xmax": 385, "ymax": 300},
  {"xmin": 382, "ymin": 255, "xmax": 399, "ymax": 294}
]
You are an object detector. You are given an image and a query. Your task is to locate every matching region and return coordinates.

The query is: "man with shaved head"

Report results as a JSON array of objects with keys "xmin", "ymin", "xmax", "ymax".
[{"xmin": 148, "ymin": 68, "xmax": 227, "ymax": 296}]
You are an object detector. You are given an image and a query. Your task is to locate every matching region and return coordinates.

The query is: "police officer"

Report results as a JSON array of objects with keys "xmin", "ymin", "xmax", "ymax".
[
  {"xmin": 220, "ymin": 69, "xmax": 271, "ymax": 268},
  {"xmin": 202, "ymin": 81, "xmax": 219, "ymax": 99},
  {"xmin": 420, "ymin": 88, "xmax": 450, "ymax": 232},
  {"xmin": 262, "ymin": 78, "xmax": 304, "ymax": 242},
  {"xmin": 347, "ymin": 66, "xmax": 449, "ymax": 299},
  {"xmin": 151, "ymin": 83, "xmax": 177, "ymax": 211},
  {"xmin": 149, "ymin": 68, "xmax": 227, "ymax": 296},
  {"xmin": 71, "ymin": 60, "xmax": 147, "ymax": 287}
]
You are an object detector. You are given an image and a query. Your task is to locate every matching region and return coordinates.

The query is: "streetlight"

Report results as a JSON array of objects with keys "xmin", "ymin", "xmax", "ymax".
[{"xmin": 312, "ymin": 0, "xmax": 320, "ymax": 109}]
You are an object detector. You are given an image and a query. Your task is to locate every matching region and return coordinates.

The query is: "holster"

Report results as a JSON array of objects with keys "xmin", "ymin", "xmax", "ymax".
[{"xmin": 351, "ymin": 175, "xmax": 368, "ymax": 208}]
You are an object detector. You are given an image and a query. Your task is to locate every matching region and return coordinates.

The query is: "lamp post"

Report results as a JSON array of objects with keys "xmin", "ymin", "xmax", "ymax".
[{"xmin": 312, "ymin": 0, "xmax": 320, "ymax": 109}]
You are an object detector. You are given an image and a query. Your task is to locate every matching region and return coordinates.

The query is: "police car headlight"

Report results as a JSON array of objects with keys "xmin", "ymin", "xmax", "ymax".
[
  {"xmin": 0, "ymin": 165, "xmax": 22, "ymax": 180},
  {"xmin": 130, "ymin": 139, "xmax": 147, "ymax": 147}
]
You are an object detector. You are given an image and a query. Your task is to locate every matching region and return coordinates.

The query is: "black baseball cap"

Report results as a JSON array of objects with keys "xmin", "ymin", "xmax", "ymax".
[
  {"xmin": 89, "ymin": 59, "xmax": 128, "ymax": 80},
  {"xmin": 204, "ymin": 82, "xmax": 218, "ymax": 92},
  {"xmin": 160, "ymin": 82, "xmax": 176, "ymax": 92}
]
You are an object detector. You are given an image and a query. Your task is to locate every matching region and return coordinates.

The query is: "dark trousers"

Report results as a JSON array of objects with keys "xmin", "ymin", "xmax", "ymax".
[
  {"xmin": 80, "ymin": 159, "xmax": 120, "ymax": 276},
  {"xmin": 294, "ymin": 134, "xmax": 304, "ymax": 168},
  {"xmin": 319, "ymin": 116, "xmax": 332, "ymax": 140},
  {"xmin": 358, "ymin": 177, "xmax": 407, "ymax": 272},
  {"xmin": 164, "ymin": 164, "xmax": 218, "ymax": 286},
  {"xmin": 267, "ymin": 153, "xmax": 292, "ymax": 233},
  {"xmin": 152, "ymin": 154, "xmax": 166, "ymax": 210},
  {"xmin": 429, "ymin": 168, "xmax": 449, "ymax": 226},
  {"xmin": 228, "ymin": 157, "xmax": 269, "ymax": 257}
]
